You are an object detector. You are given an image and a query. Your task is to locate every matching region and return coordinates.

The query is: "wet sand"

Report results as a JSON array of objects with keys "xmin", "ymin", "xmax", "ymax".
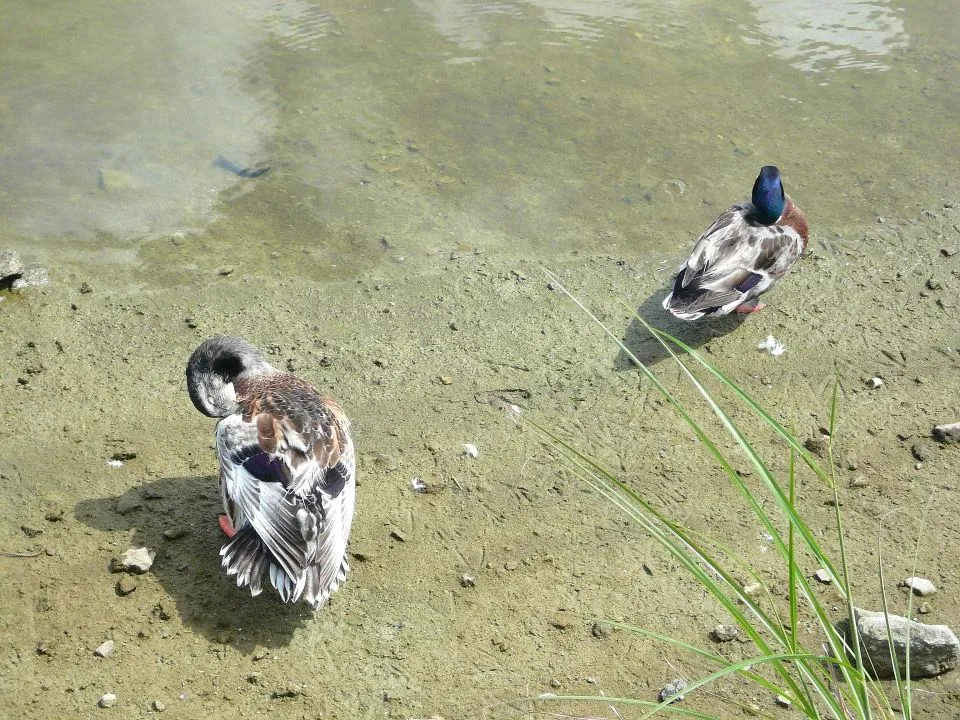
[{"xmin": 1, "ymin": 203, "xmax": 958, "ymax": 719}]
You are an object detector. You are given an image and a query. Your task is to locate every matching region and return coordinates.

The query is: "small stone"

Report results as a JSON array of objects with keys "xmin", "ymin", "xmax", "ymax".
[
  {"xmin": 98, "ymin": 168, "xmax": 141, "ymax": 192},
  {"xmin": 389, "ymin": 529, "xmax": 406, "ymax": 543},
  {"xmin": 918, "ymin": 602, "xmax": 932, "ymax": 615},
  {"xmin": 814, "ymin": 568, "xmax": 832, "ymax": 584},
  {"xmin": 111, "ymin": 449, "xmax": 138, "ymax": 461},
  {"xmin": 868, "ymin": 376, "xmax": 884, "ymax": 389},
  {"xmin": 98, "ymin": 693, "xmax": 118, "ymax": 708},
  {"xmin": 438, "ymin": 375, "xmax": 453, "ymax": 385},
  {"xmin": 44, "ymin": 507, "xmax": 64, "ymax": 522},
  {"xmin": 0, "ymin": 249, "xmax": 24, "ymax": 281},
  {"xmin": 218, "ymin": 266, "xmax": 234, "ymax": 276},
  {"xmin": 932, "ymin": 422, "xmax": 960, "ymax": 444},
  {"xmin": 111, "ymin": 547, "xmax": 155, "ymax": 574},
  {"xmin": 252, "ymin": 649, "xmax": 269, "ymax": 661},
  {"xmin": 742, "ymin": 582, "xmax": 762, "ymax": 596},
  {"xmin": 458, "ymin": 573, "xmax": 476, "ymax": 588},
  {"xmin": 153, "ymin": 602, "xmax": 172, "ymax": 621},
  {"xmin": 941, "ymin": 247, "xmax": 958, "ymax": 257},
  {"xmin": 11, "ymin": 267, "xmax": 49, "ymax": 289},
  {"xmin": 774, "ymin": 695, "xmax": 792, "ymax": 708},
  {"xmin": 840, "ymin": 607, "xmax": 959, "ymax": 679},
  {"xmin": 373, "ymin": 358, "xmax": 388, "ymax": 368},
  {"xmin": 803, "ymin": 437, "xmax": 828, "ymax": 458},
  {"xmin": 162, "ymin": 527, "xmax": 188, "ymax": 540},
  {"xmin": 462, "ymin": 443, "xmax": 479, "ymax": 458},
  {"xmin": 151, "ymin": 700, "xmax": 165, "ymax": 712},
  {"xmin": 115, "ymin": 576, "xmax": 137, "ymax": 596},
  {"xmin": 79, "ymin": 282, "xmax": 93, "ymax": 294},
  {"xmin": 849, "ymin": 476, "xmax": 869, "ymax": 488},
  {"xmin": 549, "ymin": 612, "xmax": 573, "ymax": 630},
  {"xmin": 591, "ymin": 622, "xmax": 612, "ymax": 639},
  {"xmin": 926, "ymin": 276, "xmax": 944, "ymax": 291},
  {"xmin": 911, "ymin": 443, "xmax": 935, "ymax": 462},
  {"xmin": 657, "ymin": 678, "xmax": 687, "ymax": 703},
  {"xmin": 115, "ymin": 495, "xmax": 143, "ymax": 515},
  {"xmin": 710, "ymin": 624, "xmax": 739, "ymax": 643},
  {"xmin": 21, "ymin": 524, "xmax": 43, "ymax": 538},
  {"xmin": 901, "ymin": 577, "xmax": 936, "ymax": 597},
  {"xmin": 184, "ymin": 317, "xmax": 198, "ymax": 329},
  {"xmin": 94, "ymin": 640, "xmax": 115, "ymax": 658}
]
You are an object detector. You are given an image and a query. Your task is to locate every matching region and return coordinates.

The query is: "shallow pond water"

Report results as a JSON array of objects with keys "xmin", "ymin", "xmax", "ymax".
[{"xmin": 1, "ymin": 1, "xmax": 959, "ymax": 718}]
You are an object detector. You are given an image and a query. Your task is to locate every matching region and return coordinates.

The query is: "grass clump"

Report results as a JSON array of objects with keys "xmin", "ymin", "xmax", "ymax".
[{"xmin": 524, "ymin": 275, "xmax": 915, "ymax": 720}]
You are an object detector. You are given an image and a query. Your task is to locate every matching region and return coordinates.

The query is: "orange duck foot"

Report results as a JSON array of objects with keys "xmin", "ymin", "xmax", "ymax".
[
  {"xmin": 219, "ymin": 514, "xmax": 237, "ymax": 539},
  {"xmin": 735, "ymin": 301, "xmax": 767, "ymax": 314}
]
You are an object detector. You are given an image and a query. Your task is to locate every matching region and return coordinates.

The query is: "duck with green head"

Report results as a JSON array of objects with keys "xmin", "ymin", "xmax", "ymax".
[{"xmin": 662, "ymin": 165, "xmax": 808, "ymax": 320}]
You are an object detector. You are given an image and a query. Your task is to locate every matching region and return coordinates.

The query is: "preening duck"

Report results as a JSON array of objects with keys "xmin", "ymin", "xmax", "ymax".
[{"xmin": 186, "ymin": 336, "xmax": 356, "ymax": 610}]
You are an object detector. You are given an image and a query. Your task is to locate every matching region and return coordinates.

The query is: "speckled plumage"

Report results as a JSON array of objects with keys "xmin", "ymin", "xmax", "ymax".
[
  {"xmin": 662, "ymin": 166, "xmax": 808, "ymax": 321},
  {"xmin": 186, "ymin": 336, "xmax": 355, "ymax": 610}
]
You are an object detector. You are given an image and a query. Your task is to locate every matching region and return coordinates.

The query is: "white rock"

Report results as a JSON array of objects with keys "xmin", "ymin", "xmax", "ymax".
[
  {"xmin": 932, "ymin": 421, "xmax": 960, "ymax": 444},
  {"xmin": 98, "ymin": 693, "xmax": 117, "ymax": 708},
  {"xmin": 462, "ymin": 443, "xmax": 479, "ymax": 458},
  {"xmin": 868, "ymin": 376, "xmax": 884, "ymax": 389},
  {"xmin": 902, "ymin": 576, "xmax": 936, "ymax": 597},
  {"xmin": 757, "ymin": 335, "xmax": 786, "ymax": 356},
  {"xmin": 814, "ymin": 568, "xmax": 832, "ymax": 584},
  {"xmin": 111, "ymin": 547, "xmax": 155, "ymax": 574},
  {"xmin": 774, "ymin": 694, "xmax": 792, "ymax": 708},
  {"xmin": 94, "ymin": 640, "xmax": 115, "ymax": 658}
]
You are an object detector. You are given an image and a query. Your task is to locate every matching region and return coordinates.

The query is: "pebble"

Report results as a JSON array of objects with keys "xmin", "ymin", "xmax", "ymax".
[
  {"xmin": 0, "ymin": 249, "xmax": 24, "ymax": 281},
  {"xmin": 151, "ymin": 700, "xmax": 166, "ymax": 712},
  {"xmin": 12, "ymin": 267, "xmax": 50, "ymax": 289},
  {"xmin": 591, "ymin": 622, "xmax": 612, "ymax": 639},
  {"xmin": 742, "ymin": 582, "xmax": 762, "ymax": 596},
  {"xmin": 115, "ymin": 576, "xmax": 137, "ymax": 596},
  {"xmin": 162, "ymin": 527, "xmax": 188, "ymax": 540},
  {"xmin": 814, "ymin": 568, "xmax": 832, "ymax": 584},
  {"xmin": 710, "ymin": 624, "xmax": 739, "ymax": 642},
  {"xmin": 901, "ymin": 577, "xmax": 937, "ymax": 597},
  {"xmin": 462, "ymin": 443, "xmax": 479, "ymax": 458},
  {"xmin": 932, "ymin": 422, "xmax": 960, "ymax": 444},
  {"xmin": 458, "ymin": 573, "xmax": 476, "ymax": 588},
  {"xmin": 911, "ymin": 443, "xmax": 935, "ymax": 463},
  {"xmin": 657, "ymin": 678, "xmax": 687, "ymax": 703},
  {"xmin": 94, "ymin": 640, "xmax": 115, "ymax": 658},
  {"xmin": 110, "ymin": 547, "xmax": 155, "ymax": 574},
  {"xmin": 98, "ymin": 693, "xmax": 117, "ymax": 708},
  {"xmin": 803, "ymin": 436, "xmax": 828, "ymax": 458},
  {"xmin": 918, "ymin": 602, "xmax": 932, "ymax": 615},
  {"xmin": 774, "ymin": 694, "xmax": 792, "ymax": 708},
  {"xmin": 868, "ymin": 376, "xmax": 884, "ymax": 389}
]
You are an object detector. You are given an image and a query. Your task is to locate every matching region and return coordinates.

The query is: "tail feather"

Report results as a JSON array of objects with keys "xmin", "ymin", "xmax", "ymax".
[
  {"xmin": 221, "ymin": 526, "xmax": 300, "ymax": 601},
  {"xmin": 303, "ymin": 558, "xmax": 350, "ymax": 610}
]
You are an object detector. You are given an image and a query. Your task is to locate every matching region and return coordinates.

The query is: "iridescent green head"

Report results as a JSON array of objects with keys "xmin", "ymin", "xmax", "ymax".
[{"xmin": 751, "ymin": 165, "xmax": 786, "ymax": 224}]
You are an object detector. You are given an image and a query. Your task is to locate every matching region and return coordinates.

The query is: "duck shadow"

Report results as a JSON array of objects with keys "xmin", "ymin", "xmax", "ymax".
[
  {"xmin": 75, "ymin": 476, "xmax": 315, "ymax": 651},
  {"xmin": 614, "ymin": 286, "xmax": 747, "ymax": 369}
]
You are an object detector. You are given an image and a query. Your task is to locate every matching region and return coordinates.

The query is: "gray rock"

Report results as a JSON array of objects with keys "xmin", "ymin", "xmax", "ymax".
[
  {"xmin": 901, "ymin": 576, "xmax": 937, "ymax": 597},
  {"xmin": 911, "ymin": 443, "xmax": 935, "ymax": 462},
  {"xmin": 0, "ymin": 249, "xmax": 23, "ymax": 281},
  {"xmin": 94, "ymin": 640, "xmax": 115, "ymax": 658},
  {"xmin": 933, "ymin": 422, "xmax": 960, "ymax": 444},
  {"xmin": 839, "ymin": 607, "xmax": 960, "ymax": 679},
  {"xmin": 98, "ymin": 693, "xmax": 117, "ymax": 708},
  {"xmin": 657, "ymin": 678, "xmax": 687, "ymax": 703},
  {"xmin": 710, "ymin": 624, "xmax": 739, "ymax": 642},
  {"xmin": 11, "ymin": 267, "xmax": 49, "ymax": 290},
  {"xmin": 110, "ymin": 547, "xmax": 155, "ymax": 574},
  {"xmin": 814, "ymin": 568, "xmax": 832, "ymax": 584}
]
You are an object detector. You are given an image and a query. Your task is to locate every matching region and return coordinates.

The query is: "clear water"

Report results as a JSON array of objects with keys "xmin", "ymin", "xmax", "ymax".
[{"xmin": 2, "ymin": 0, "xmax": 957, "ymax": 283}]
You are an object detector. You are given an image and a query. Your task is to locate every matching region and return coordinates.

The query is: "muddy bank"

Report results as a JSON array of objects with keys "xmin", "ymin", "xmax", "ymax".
[{"xmin": 1, "ymin": 205, "xmax": 959, "ymax": 719}]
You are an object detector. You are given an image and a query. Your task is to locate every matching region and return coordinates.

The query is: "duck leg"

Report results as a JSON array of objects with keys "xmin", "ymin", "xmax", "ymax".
[
  {"xmin": 219, "ymin": 514, "xmax": 237, "ymax": 538},
  {"xmin": 735, "ymin": 299, "xmax": 767, "ymax": 314}
]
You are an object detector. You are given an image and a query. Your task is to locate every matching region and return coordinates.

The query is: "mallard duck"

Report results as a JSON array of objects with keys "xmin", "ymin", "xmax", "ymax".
[
  {"xmin": 186, "ymin": 336, "xmax": 355, "ymax": 610},
  {"xmin": 662, "ymin": 165, "xmax": 808, "ymax": 320}
]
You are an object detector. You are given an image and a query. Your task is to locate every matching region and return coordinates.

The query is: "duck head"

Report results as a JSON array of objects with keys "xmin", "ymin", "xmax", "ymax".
[
  {"xmin": 751, "ymin": 165, "xmax": 786, "ymax": 224},
  {"xmin": 186, "ymin": 336, "xmax": 274, "ymax": 417}
]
